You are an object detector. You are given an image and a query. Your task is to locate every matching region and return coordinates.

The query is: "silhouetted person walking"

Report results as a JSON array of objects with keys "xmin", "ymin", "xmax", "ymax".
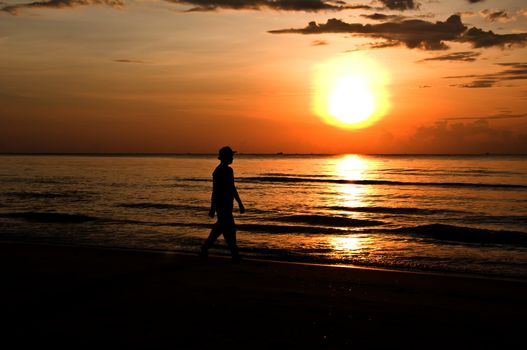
[{"xmin": 200, "ymin": 146, "xmax": 245, "ymax": 261}]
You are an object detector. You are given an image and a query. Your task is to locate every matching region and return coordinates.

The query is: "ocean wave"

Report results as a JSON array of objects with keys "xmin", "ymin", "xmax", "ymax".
[
  {"xmin": 238, "ymin": 176, "xmax": 526, "ymax": 189},
  {"xmin": 322, "ymin": 206, "xmax": 464, "ymax": 215},
  {"xmin": 275, "ymin": 214, "xmax": 384, "ymax": 227},
  {"xmin": 176, "ymin": 177, "xmax": 209, "ymax": 182},
  {"xmin": 3, "ymin": 192, "xmax": 71, "ymax": 199},
  {"xmin": 237, "ymin": 223, "xmax": 347, "ymax": 234},
  {"xmin": 260, "ymin": 173, "xmax": 333, "ymax": 178},
  {"xmin": 118, "ymin": 202, "xmax": 268, "ymax": 215},
  {"xmin": 0, "ymin": 177, "xmax": 78, "ymax": 185},
  {"xmin": 151, "ymin": 221, "xmax": 347, "ymax": 234},
  {"xmin": 0, "ymin": 212, "xmax": 98, "ymax": 223},
  {"xmin": 118, "ymin": 202, "xmax": 208, "ymax": 211},
  {"xmin": 463, "ymin": 215, "xmax": 527, "ymax": 225},
  {"xmin": 2, "ymin": 191, "xmax": 94, "ymax": 200},
  {"xmin": 158, "ymin": 221, "xmax": 527, "ymax": 243},
  {"xmin": 374, "ymin": 168, "xmax": 522, "ymax": 177},
  {"xmin": 393, "ymin": 224, "xmax": 527, "ymax": 246}
]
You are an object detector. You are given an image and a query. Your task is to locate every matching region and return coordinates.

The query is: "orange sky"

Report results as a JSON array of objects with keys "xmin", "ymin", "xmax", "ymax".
[{"xmin": 1, "ymin": 0, "xmax": 526, "ymax": 153}]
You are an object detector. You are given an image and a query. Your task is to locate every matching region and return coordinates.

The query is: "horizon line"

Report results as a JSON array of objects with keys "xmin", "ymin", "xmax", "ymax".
[{"xmin": 1, "ymin": 152, "xmax": 526, "ymax": 157}]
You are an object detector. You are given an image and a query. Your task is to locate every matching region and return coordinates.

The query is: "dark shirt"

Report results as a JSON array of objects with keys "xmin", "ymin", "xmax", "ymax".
[{"xmin": 212, "ymin": 163, "xmax": 235, "ymax": 211}]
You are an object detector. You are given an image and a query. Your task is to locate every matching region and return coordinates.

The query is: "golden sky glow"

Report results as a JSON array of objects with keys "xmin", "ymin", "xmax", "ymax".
[{"xmin": 0, "ymin": 0, "xmax": 526, "ymax": 153}]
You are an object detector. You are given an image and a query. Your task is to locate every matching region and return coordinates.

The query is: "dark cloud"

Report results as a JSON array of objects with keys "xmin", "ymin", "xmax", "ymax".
[
  {"xmin": 420, "ymin": 51, "xmax": 481, "ymax": 62},
  {"xmin": 480, "ymin": 9, "xmax": 512, "ymax": 23},
  {"xmin": 360, "ymin": 13, "xmax": 404, "ymax": 21},
  {"xmin": 345, "ymin": 40, "xmax": 399, "ymax": 52},
  {"xmin": 1, "ymin": 0, "xmax": 366, "ymax": 13},
  {"xmin": 114, "ymin": 59, "xmax": 145, "ymax": 64},
  {"xmin": 467, "ymin": 0, "xmax": 484, "ymax": 3},
  {"xmin": 1, "ymin": 0, "xmax": 123, "ymax": 14},
  {"xmin": 459, "ymin": 27, "xmax": 527, "ymax": 48},
  {"xmin": 496, "ymin": 63, "xmax": 527, "ymax": 81},
  {"xmin": 407, "ymin": 119, "xmax": 527, "ymax": 154},
  {"xmin": 270, "ymin": 15, "xmax": 466, "ymax": 50},
  {"xmin": 367, "ymin": 40, "xmax": 400, "ymax": 49},
  {"xmin": 368, "ymin": 40, "xmax": 399, "ymax": 49},
  {"xmin": 376, "ymin": 0, "xmax": 419, "ymax": 11},
  {"xmin": 454, "ymin": 79, "xmax": 496, "ymax": 88},
  {"xmin": 269, "ymin": 14, "xmax": 527, "ymax": 51},
  {"xmin": 445, "ymin": 62, "xmax": 527, "ymax": 88},
  {"xmin": 167, "ymin": 0, "xmax": 358, "ymax": 12},
  {"xmin": 347, "ymin": 4, "xmax": 372, "ymax": 10},
  {"xmin": 311, "ymin": 40, "xmax": 328, "ymax": 46},
  {"xmin": 442, "ymin": 113, "xmax": 527, "ymax": 121},
  {"xmin": 496, "ymin": 62, "xmax": 527, "ymax": 70}
]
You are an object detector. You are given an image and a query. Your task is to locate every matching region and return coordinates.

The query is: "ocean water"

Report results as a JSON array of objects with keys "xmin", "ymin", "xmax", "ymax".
[{"xmin": 1, "ymin": 154, "xmax": 526, "ymax": 279}]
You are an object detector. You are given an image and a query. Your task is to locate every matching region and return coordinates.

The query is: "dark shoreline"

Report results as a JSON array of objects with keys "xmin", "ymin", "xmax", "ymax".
[
  {"xmin": 4, "ymin": 239, "xmax": 526, "ymax": 282},
  {"xmin": 2, "ymin": 241, "xmax": 525, "ymax": 348}
]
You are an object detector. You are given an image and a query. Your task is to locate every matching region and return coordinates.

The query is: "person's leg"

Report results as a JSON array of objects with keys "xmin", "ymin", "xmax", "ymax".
[
  {"xmin": 223, "ymin": 228, "xmax": 240, "ymax": 261},
  {"xmin": 200, "ymin": 223, "xmax": 222, "ymax": 257},
  {"xmin": 222, "ymin": 215, "xmax": 240, "ymax": 261}
]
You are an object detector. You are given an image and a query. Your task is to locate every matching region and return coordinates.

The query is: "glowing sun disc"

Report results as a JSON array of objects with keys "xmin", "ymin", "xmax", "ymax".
[
  {"xmin": 312, "ymin": 54, "xmax": 390, "ymax": 129},
  {"xmin": 328, "ymin": 76, "xmax": 375, "ymax": 124}
]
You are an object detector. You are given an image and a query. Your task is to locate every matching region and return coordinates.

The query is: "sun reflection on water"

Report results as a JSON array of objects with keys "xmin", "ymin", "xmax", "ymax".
[
  {"xmin": 335, "ymin": 154, "xmax": 369, "ymax": 181},
  {"xmin": 332, "ymin": 155, "xmax": 371, "ymax": 208}
]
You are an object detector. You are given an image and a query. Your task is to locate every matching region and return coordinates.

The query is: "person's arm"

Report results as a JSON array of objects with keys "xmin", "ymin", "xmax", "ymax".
[
  {"xmin": 231, "ymin": 169, "xmax": 245, "ymax": 214},
  {"xmin": 233, "ymin": 185, "xmax": 245, "ymax": 214},
  {"xmin": 209, "ymin": 176, "xmax": 216, "ymax": 218}
]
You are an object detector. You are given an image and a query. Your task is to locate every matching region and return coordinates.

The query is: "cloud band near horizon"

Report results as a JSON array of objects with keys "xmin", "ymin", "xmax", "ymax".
[
  {"xmin": 0, "ymin": 0, "xmax": 123, "ymax": 14},
  {"xmin": 1, "ymin": 0, "xmax": 374, "ymax": 13},
  {"xmin": 268, "ymin": 14, "xmax": 527, "ymax": 51}
]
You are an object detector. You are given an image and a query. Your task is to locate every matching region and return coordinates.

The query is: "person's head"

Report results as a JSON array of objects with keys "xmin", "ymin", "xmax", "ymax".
[{"xmin": 218, "ymin": 146, "xmax": 236, "ymax": 164}]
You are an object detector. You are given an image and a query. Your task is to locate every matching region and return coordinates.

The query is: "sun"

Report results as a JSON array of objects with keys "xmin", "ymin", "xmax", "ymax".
[
  {"xmin": 313, "ymin": 54, "xmax": 390, "ymax": 129},
  {"xmin": 328, "ymin": 76, "xmax": 375, "ymax": 125}
]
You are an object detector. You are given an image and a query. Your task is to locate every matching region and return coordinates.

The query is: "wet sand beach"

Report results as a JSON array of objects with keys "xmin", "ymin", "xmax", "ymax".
[{"xmin": 2, "ymin": 242, "xmax": 525, "ymax": 348}]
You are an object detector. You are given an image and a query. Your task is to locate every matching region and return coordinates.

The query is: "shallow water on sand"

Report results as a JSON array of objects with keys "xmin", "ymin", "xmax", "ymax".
[{"xmin": 1, "ymin": 154, "xmax": 526, "ymax": 278}]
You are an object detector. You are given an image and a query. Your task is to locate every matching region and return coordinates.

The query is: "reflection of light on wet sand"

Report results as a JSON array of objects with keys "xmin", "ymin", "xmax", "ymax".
[
  {"xmin": 332, "ymin": 155, "xmax": 371, "ymax": 208},
  {"xmin": 330, "ymin": 235, "xmax": 373, "ymax": 259},
  {"xmin": 332, "ymin": 235, "xmax": 363, "ymax": 251}
]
